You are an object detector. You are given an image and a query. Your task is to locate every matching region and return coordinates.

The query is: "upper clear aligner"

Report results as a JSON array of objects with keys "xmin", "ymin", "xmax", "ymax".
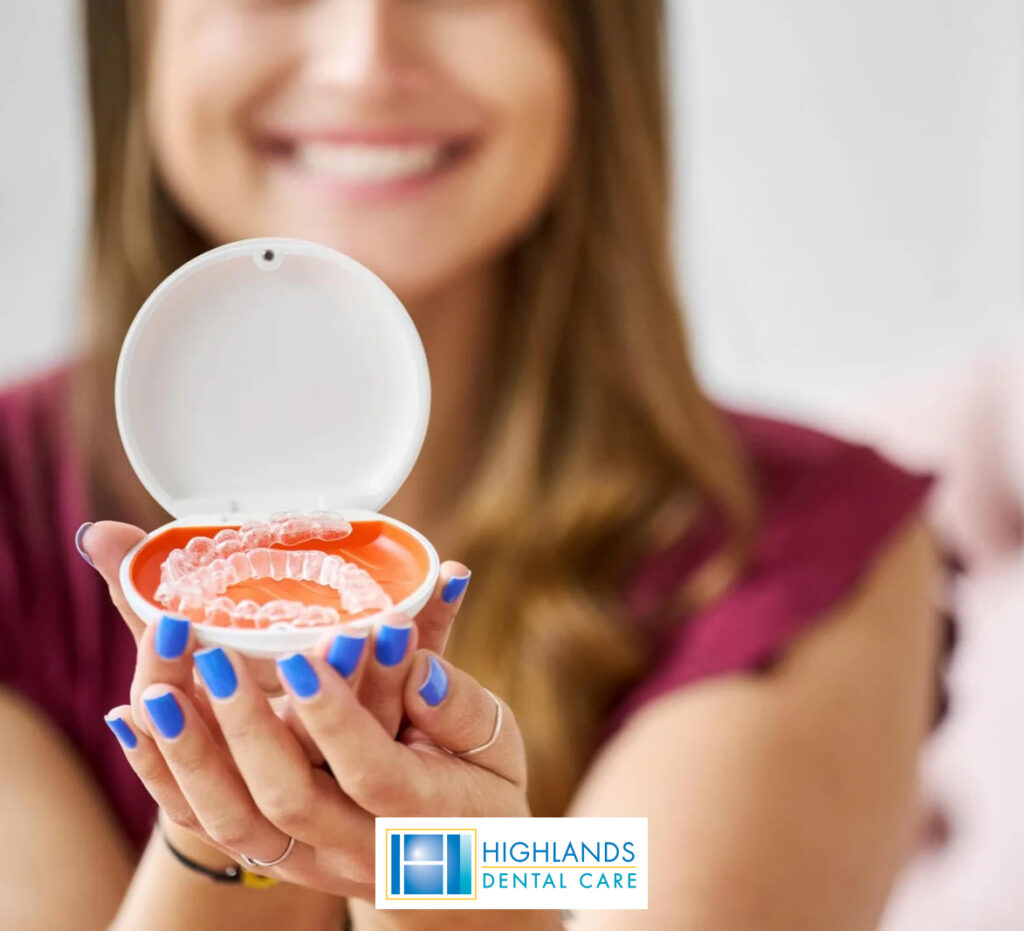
[{"xmin": 155, "ymin": 511, "xmax": 393, "ymax": 628}]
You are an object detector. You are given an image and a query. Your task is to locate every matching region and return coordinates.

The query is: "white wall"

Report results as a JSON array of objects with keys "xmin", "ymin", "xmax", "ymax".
[
  {"xmin": 669, "ymin": 0, "xmax": 1024, "ymax": 421},
  {"xmin": 1, "ymin": 1, "xmax": 1022, "ymax": 423},
  {"xmin": 0, "ymin": 2, "xmax": 86, "ymax": 381}
]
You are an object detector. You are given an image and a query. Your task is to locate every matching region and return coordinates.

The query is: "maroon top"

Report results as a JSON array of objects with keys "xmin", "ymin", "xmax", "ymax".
[{"xmin": 0, "ymin": 368, "xmax": 936, "ymax": 853}]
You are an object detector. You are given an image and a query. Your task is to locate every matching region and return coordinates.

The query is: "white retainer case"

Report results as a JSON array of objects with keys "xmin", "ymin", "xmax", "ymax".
[{"xmin": 116, "ymin": 238, "xmax": 439, "ymax": 658}]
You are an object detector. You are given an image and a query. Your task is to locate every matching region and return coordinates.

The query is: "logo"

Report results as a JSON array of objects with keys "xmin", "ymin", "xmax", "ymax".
[
  {"xmin": 376, "ymin": 818, "xmax": 647, "ymax": 911},
  {"xmin": 386, "ymin": 829, "xmax": 476, "ymax": 900}
]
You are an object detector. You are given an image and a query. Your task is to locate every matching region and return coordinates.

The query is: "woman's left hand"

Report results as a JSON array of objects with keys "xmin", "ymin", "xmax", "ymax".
[{"xmin": 110, "ymin": 631, "xmax": 527, "ymax": 900}]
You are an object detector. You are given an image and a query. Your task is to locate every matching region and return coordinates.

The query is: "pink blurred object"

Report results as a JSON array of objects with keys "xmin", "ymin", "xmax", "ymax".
[{"xmin": 837, "ymin": 355, "xmax": 1024, "ymax": 930}]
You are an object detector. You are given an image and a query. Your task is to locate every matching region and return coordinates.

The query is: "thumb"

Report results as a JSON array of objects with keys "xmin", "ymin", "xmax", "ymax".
[{"xmin": 79, "ymin": 520, "xmax": 148, "ymax": 642}]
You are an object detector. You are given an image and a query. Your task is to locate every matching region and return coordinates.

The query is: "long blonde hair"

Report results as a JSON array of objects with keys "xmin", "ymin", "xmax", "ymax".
[{"xmin": 80, "ymin": 0, "xmax": 757, "ymax": 817}]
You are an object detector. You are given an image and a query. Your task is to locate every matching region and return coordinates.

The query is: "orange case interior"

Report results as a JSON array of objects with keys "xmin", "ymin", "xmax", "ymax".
[{"xmin": 130, "ymin": 519, "xmax": 431, "ymax": 625}]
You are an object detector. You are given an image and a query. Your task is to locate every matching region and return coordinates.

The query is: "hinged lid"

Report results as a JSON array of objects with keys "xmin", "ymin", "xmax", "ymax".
[{"xmin": 115, "ymin": 238, "xmax": 430, "ymax": 517}]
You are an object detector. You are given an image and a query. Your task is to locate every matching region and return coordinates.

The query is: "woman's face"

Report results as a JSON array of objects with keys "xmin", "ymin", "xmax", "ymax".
[{"xmin": 145, "ymin": 0, "xmax": 574, "ymax": 303}]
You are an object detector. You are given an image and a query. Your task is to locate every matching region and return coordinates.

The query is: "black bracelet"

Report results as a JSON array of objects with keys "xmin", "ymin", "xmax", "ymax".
[
  {"xmin": 161, "ymin": 829, "xmax": 244, "ymax": 883},
  {"xmin": 159, "ymin": 822, "xmax": 280, "ymax": 889}
]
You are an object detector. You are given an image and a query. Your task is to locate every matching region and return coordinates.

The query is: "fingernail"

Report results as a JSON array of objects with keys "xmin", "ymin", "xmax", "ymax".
[
  {"xmin": 104, "ymin": 714, "xmax": 137, "ymax": 749},
  {"xmin": 375, "ymin": 621, "xmax": 411, "ymax": 667},
  {"xmin": 418, "ymin": 656, "xmax": 449, "ymax": 706},
  {"xmin": 442, "ymin": 572, "xmax": 471, "ymax": 604},
  {"xmin": 155, "ymin": 615, "xmax": 191, "ymax": 660},
  {"xmin": 327, "ymin": 632, "xmax": 367, "ymax": 679},
  {"xmin": 278, "ymin": 654, "xmax": 320, "ymax": 699},
  {"xmin": 75, "ymin": 522, "xmax": 95, "ymax": 567},
  {"xmin": 143, "ymin": 692, "xmax": 185, "ymax": 739},
  {"xmin": 194, "ymin": 647, "xmax": 237, "ymax": 699}
]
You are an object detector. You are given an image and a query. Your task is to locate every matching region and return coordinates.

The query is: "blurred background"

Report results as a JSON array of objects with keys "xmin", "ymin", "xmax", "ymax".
[
  {"xmin": 4, "ymin": 2, "xmax": 1024, "ymax": 928},
  {"xmin": 3, "ymin": 1, "xmax": 1024, "ymax": 422}
]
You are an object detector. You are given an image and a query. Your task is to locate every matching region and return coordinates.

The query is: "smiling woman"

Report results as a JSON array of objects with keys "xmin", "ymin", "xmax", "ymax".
[
  {"xmin": 0, "ymin": 1, "xmax": 945, "ymax": 930},
  {"xmin": 142, "ymin": 0, "xmax": 573, "ymax": 299}
]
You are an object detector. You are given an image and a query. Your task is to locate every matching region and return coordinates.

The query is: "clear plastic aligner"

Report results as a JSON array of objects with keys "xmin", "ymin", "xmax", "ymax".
[
  {"xmin": 155, "ymin": 511, "xmax": 391, "ymax": 628},
  {"xmin": 169, "ymin": 512, "xmax": 354, "ymax": 575}
]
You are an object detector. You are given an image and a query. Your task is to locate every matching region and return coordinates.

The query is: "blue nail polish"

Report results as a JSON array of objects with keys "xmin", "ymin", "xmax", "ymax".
[
  {"xmin": 155, "ymin": 615, "xmax": 191, "ymax": 660},
  {"xmin": 74, "ymin": 522, "xmax": 95, "ymax": 567},
  {"xmin": 194, "ymin": 648, "xmax": 238, "ymax": 699},
  {"xmin": 442, "ymin": 573, "xmax": 471, "ymax": 604},
  {"xmin": 278, "ymin": 654, "xmax": 320, "ymax": 698},
  {"xmin": 375, "ymin": 623, "xmax": 411, "ymax": 667},
  {"xmin": 327, "ymin": 633, "xmax": 367, "ymax": 678},
  {"xmin": 105, "ymin": 715, "xmax": 137, "ymax": 749},
  {"xmin": 144, "ymin": 692, "xmax": 185, "ymax": 739},
  {"xmin": 418, "ymin": 656, "xmax": 449, "ymax": 706}
]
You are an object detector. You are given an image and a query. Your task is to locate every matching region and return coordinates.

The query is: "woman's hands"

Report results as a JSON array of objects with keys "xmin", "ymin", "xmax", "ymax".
[
  {"xmin": 82, "ymin": 522, "xmax": 527, "ymax": 902},
  {"xmin": 106, "ymin": 621, "xmax": 526, "ymax": 899}
]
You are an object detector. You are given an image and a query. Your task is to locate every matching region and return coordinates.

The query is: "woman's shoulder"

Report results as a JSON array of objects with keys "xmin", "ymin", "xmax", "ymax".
[
  {"xmin": 723, "ymin": 407, "xmax": 932, "ymax": 506},
  {"xmin": 0, "ymin": 362, "xmax": 100, "ymax": 684},
  {"xmin": 0, "ymin": 364, "xmax": 77, "ymax": 471},
  {"xmin": 0, "ymin": 363, "xmax": 153, "ymax": 850},
  {"xmin": 608, "ymin": 408, "xmax": 936, "ymax": 734},
  {"xmin": 724, "ymin": 409, "xmax": 934, "ymax": 560},
  {"xmin": 0, "ymin": 364, "xmax": 82, "ymax": 543}
]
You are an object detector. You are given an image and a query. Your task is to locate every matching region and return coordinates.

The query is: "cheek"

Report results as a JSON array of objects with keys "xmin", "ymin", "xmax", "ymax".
[
  {"xmin": 465, "ymin": 28, "xmax": 575, "ymax": 222},
  {"xmin": 493, "ymin": 65, "xmax": 573, "ymax": 200},
  {"xmin": 425, "ymin": 20, "xmax": 573, "ymax": 282},
  {"xmin": 145, "ymin": 6, "xmax": 294, "ymax": 224}
]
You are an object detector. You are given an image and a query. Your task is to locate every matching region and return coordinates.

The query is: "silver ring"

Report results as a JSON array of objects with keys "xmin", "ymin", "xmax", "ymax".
[
  {"xmin": 241, "ymin": 835, "xmax": 295, "ymax": 869},
  {"xmin": 455, "ymin": 688, "xmax": 504, "ymax": 758}
]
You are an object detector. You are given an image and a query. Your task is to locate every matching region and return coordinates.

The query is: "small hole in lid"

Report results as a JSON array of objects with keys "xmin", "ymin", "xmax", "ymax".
[{"xmin": 262, "ymin": 249, "xmax": 275, "ymax": 262}]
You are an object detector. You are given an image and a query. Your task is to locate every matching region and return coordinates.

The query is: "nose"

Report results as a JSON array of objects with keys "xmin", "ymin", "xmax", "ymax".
[{"xmin": 305, "ymin": 0, "xmax": 426, "ymax": 94}]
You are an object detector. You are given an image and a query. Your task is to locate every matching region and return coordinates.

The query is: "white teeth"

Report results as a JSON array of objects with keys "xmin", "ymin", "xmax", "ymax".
[{"xmin": 296, "ymin": 142, "xmax": 445, "ymax": 182}]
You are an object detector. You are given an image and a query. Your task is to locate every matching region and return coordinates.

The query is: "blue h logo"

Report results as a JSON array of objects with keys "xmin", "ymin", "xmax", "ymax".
[{"xmin": 388, "ymin": 831, "xmax": 475, "ymax": 898}]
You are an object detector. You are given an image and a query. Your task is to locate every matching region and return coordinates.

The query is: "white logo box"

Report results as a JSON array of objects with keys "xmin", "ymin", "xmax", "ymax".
[{"xmin": 376, "ymin": 817, "xmax": 648, "ymax": 911}]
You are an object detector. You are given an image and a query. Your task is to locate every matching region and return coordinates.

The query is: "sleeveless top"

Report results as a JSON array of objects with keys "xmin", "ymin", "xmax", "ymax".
[{"xmin": 0, "ymin": 367, "xmax": 946, "ymax": 853}]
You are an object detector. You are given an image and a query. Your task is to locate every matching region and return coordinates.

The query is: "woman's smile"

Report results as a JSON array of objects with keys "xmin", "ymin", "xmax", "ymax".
[{"xmin": 257, "ymin": 129, "xmax": 478, "ymax": 204}]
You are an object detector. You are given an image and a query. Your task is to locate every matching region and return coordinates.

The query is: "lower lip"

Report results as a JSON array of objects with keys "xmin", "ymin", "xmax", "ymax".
[{"xmin": 270, "ymin": 142, "xmax": 472, "ymax": 205}]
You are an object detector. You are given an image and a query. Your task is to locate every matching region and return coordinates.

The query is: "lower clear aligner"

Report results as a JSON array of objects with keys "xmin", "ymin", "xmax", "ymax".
[{"xmin": 155, "ymin": 512, "xmax": 392, "ymax": 628}]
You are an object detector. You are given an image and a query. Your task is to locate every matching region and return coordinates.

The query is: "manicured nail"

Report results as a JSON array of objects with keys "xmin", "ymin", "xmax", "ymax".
[
  {"xmin": 155, "ymin": 615, "xmax": 191, "ymax": 660},
  {"xmin": 375, "ymin": 621, "xmax": 411, "ymax": 667},
  {"xmin": 194, "ymin": 647, "xmax": 237, "ymax": 699},
  {"xmin": 278, "ymin": 654, "xmax": 320, "ymax": 698},
  {"xmin": 75, "ymin": 522, "xmax": 95, "ymax": 567},
  {"xmin": 442, "ymin": 572, "xmax": 471, "ymax": 604},
  {"xmin": 327, "ymin": 632, "xmax": 367, "ymax": 679},
  {"xmin": 144, "ymin": 692, "xmax": 185, "ymax": 739},
  {"xmin": 418, "ymin": 656, "xmax": 449, "ymax": 706},
  {"xmin": 104, "ymin": 715, "xmax": 137, "ymax": 749}
]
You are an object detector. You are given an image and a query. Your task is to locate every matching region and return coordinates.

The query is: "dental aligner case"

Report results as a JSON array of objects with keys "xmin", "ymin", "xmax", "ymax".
[{"xmin": 116, "ymin": 238, "xmax": 439, "ymax": 658}]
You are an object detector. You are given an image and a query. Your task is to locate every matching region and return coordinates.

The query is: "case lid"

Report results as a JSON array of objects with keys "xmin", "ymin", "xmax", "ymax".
[{"xmin": 115, "ymin": 238, "xmax": 430, "ymax": 517}]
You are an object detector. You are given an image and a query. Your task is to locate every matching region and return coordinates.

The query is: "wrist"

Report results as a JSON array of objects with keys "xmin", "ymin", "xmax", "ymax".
[{"xmin": 158, "ymin": 813, "xmax": 239, "ymax": 874}]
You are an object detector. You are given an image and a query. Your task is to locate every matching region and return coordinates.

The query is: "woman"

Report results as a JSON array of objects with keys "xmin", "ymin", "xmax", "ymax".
[{"xmin": 0, "ymin": 1, "xmax": 944, "ymax": 928}]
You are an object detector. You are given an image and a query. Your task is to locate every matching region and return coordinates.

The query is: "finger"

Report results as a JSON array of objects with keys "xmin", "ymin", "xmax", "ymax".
[
  {"xmin": 139, "ymin": 683, "xmax": 294, "ymax": 865},
  {"xmin": 277, "ymin": 652, "xmax": 435, "ymax": 816},
  {"xmin": 403, "ymin": 652, "xmax": 525, "ymax": 787},
  {"xmin": 128, "ymin": 616, "xmax": 200, "ymax": 738},
  {"xmin": 412, "ymin": 561, "xmax": 472, "ymax": 654},
  {"xmin": 193, "ymin": 646, "xmax": 367, "ymax": 846},
  {"xmin": 79, "ymin": 520, "xmax": 147, "ymax": 641},
  {"xmin": 103, "ymin": 704, "xmax": 207, "ymax": 838},
  {"xmin": 356, "ymin": 614, "xmax": 419, "ymax": 737},
  {"xmin": 271, "ymin": 693, "xmax": 325, "ymax": 766}
]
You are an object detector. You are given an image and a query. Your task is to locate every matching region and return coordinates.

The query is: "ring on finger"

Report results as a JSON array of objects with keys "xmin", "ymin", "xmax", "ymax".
[
  {"xmin": 241, "ymin": 835, "xmax": 296, "ymax": 869},
  {"xmin": 453, "ymin": 688, "xmax": 503, "ymax": 758}
]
